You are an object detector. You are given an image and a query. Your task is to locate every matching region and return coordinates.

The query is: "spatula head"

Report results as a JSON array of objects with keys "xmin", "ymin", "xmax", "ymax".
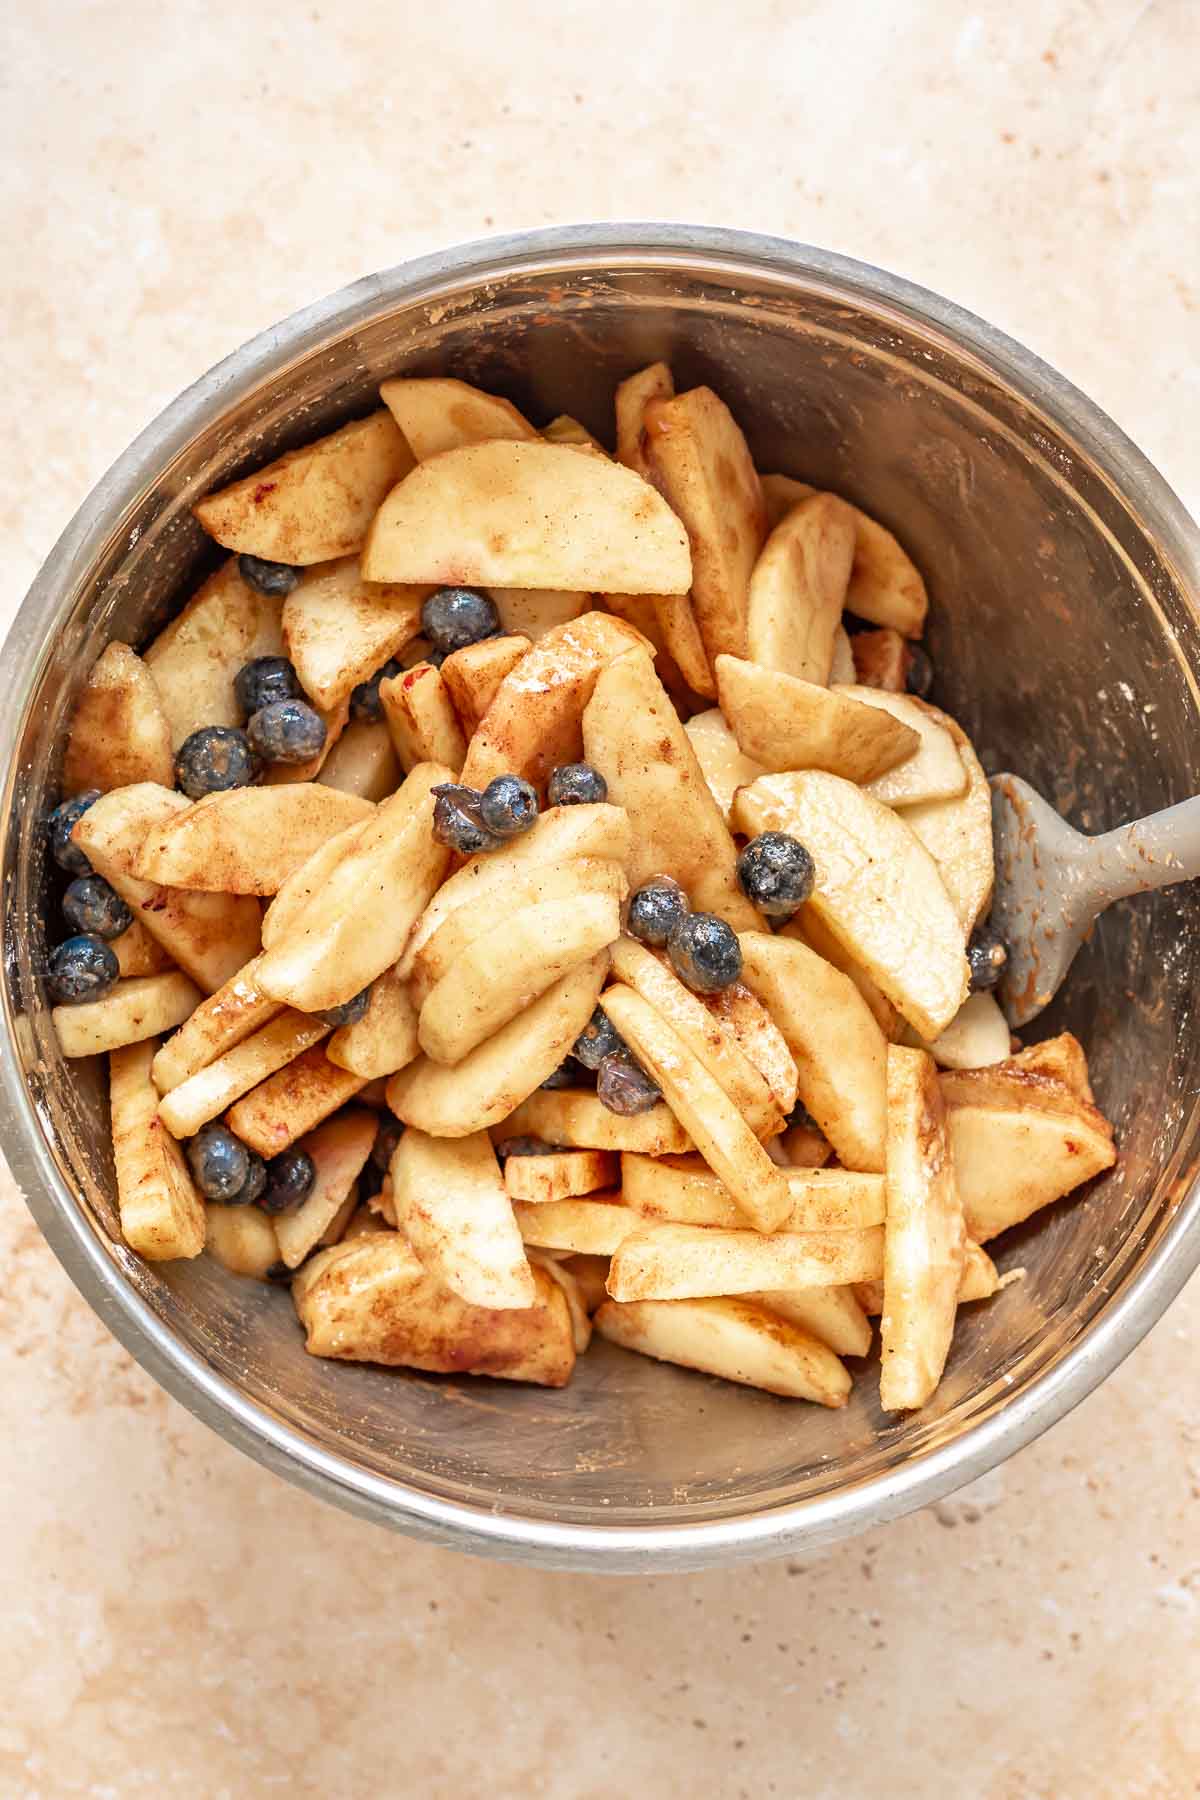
[{"xmin": 989, "ymin": 774, "xmax": 1093, "ymax": 1027}]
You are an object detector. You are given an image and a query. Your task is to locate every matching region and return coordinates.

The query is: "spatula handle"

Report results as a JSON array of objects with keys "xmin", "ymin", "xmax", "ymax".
[{"xmin": 1091, "ymin": 796, "xmax": 1200, "ymax": 901}]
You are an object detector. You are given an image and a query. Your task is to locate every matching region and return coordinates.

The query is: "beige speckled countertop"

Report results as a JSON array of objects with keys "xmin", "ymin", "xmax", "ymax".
[{"xmin": 3, "ymin": 4, "xmax": 1199, "ymax": 1794}]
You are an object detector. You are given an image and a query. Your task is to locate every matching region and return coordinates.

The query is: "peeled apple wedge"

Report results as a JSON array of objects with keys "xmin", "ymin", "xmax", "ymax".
[
  {"xmin": 281, "ymin": 557, "xmax": 425, "ymax": 710},
  {"xmin": 835, "ymin": 686, "xmax": 967, "ymax": 807},
  {"xmin": 503, "ymin": 1150, "xmax": 618, "ymax": 1204},
  {"xmin": 273, "ymin": 1107, "xmax": 378, "ymax": 1269},
  {"xmin": 733, "ymin": 771, "xmax": 969, "ymax": 1039},
  {"xmin": 940, "ymin": 1065, "xmax": 1116, "ymax": 1242},
  {"xmin": 642, "ymin": 386, "xmax": 766, "ymax": 663},
  {"xmin": 490, "ymin": 588, "xmax": 590, "ymax": 641},
  {"xmin": 205, "ymin": 1202, "xmax": 279, "ymax": 1280},
  {"xmin": 851, "ymin": 627, "xmax": 910, "ymax": 691},
  {"xmin": 607, "ymin": 1220, "xmax": 885, "ymax": 1302},
  {"xmin": 254, "ymin": 763, "xmax": 451, "ymax": 1013},
  {"xmin": 900, "ymin": 704, "xmax": 995, "ymax": 935},
  {"xmin": 361, "ymin": 439, "xmax": 692, "ymax": 594},
  {"xmin": 110, "ymin": 1038, "xmax": 205, "ymax": 1261},
  {"xmin": 417, "ymin": 890, "xmax": 621, "ymax": 1065},
  {"xmin": 378, "ymin": 376, "xmax": 538, "ymax": 459},
  {"xmin": 459, "ymin": 610, "xmax": 650, "ymax": 792},
  {"xmin": 756, "ymin": 477, "xmax": 929, "ymax": 637},
  {"xmin": 399, "ymin": 802, "xmax": 633, "ymax": 979},
  {"xmin": 737, "ymin": 931, "xmax": 888, "ymax": 1174},
  {"xmin": 387, "ymin": 953, "xmax": 609, "ymax": 1137},
  {"xmin": 226, "ymin": 1044, "xmax": 367, "ymax": 1157},
  {"xmin": 294, "ymin": 1237, "xmax": 575, "ymax": 1386},
  {"xmin": 390, "ymin": 1128, "xmax": 535, "ymax": 1309},
  {"xmin": 135, "ymin": 785, "xmax": 374, "ymax": 895},
  {"xmin": 879, "ymin": 1046, "xmax": 966, "ymax": 1412},
  {"xmin": 151, "ymin": 956, "xmax": 280, "ymax": 1094},
  {"xmin": 582, "ymin": 649, "xmax": 757, "ymax": 931},
  {"xmin": 62, "ymin": 642, "xmax": 174, "ymax": 795},
  {"xmin": 500, "ymin": 1088, "xmax": 692, "ymax": 1156},
  {"xmin": 621, "ymin": 1153, "xmax": 886, "ymax": 1232},
  {"xmin": 1002, "ymin": 1032, "xmax": 1094, "ymax": 1103},
  {"xmin": 695, "ymin": 980, "xmax": 800, "ymax": 1118},
  {"xmin": 595, "ymin": 1296, "xmax": 852, "ymax": 1406},
  {"xmin": 440, "ymin": 633, "xmax": 531, "ymax": 734},
  {"xmin": 530, "ymin": 1253, "xmax": 594, "ymax": 1352},
  {"xmin": 600, "ymin": 984, "xmax": 791, "ymax": 1233},
  {"xmin": 542, "ymin": 415, "xmax": 609, "ymax": 455},
  {"xmin": 143, "ymin": 559, "xmax": 285, "ymax": 750},
  {"xmin": 908, "ymin": 992, "xmax": 1011, "ymax": 1070},
  {"xmin": 745, "ymin": 493, "xmax": 855, "ymax": 682},
  {"xmin": 71, "ymin": 784, "xmax": 263, "ymax": 994},
  {"xmin": 785, "ymin": 908, "xmax": 901, "ymax": 1041},
  {"xmin": 683, "ymin": 708, "xmax": 766, "ymax": 825},
  {"xmin": 379, "ymin": 662, "xmax": 467, "ymax": 776},
  {"xmin": 614, "ymin": 360, "xmax": 674, "ymax": 479},
  {"xmin": 514, "ymin": 1195, "xmax": 641, "ymax": 1258},
  {"xmin": 156, "ymin": 1009, "xmax": 331, "ymax": 1139},
  {"xmin": 112, "ymin": 919, "xmax": 175, "ymax": 979},
  {"xmin": 54, "ymin": 971, "xmax": 202, "ymax": 1061},
  {"xmin": 317, "ymin": 720, "xmax": 401, "ymax": 803},
  {"xmin": 714, "ymin": 654, "xmax": 919, "ymax": 783},
  {"xmin": 193, "ymin": 410, "xmax": 413, "ymax": 564},
  {"xmin": 326, "ymin": 969, "xmax": 420, "ymax": 1080},
  {"xmin": 750, "ymin": 1286, "xmax": 874, "ymax": 1360}
]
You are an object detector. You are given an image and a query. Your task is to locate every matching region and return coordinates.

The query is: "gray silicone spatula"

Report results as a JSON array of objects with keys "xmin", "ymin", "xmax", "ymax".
[{"xmin": 988, "ymin": 773, "xmax": 1200, "ymax": 1026}]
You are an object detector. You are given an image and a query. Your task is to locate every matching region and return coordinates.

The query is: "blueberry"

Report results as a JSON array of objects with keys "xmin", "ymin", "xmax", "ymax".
[
  {"xmin": 47, "ymin": 934, "xmax": 119, "ymax": 1005},
  {"xmin": 479, "ymin": 773, "xmax": 539, "ymax": 838},
  {"xmin": 349, "ymin": 657, "xmax": 402, "ymax": 723},
  {"xmin": 627, "ymin": 876, "xmax": 689, "ymax": 948},
  {"xmin": 667, "ymin": 912, "xmax": 743, "ymax": 994},
  {"xmin": 548, "ymin": 763, "xmax": 608, "ymax": 807},
  {"xmin": 175, "ymin": 726, "xmax": 259, "ymax": 799},
  {"xmin": 968, "ymin": 925, "xmax": 1008, "ymax": 993},
  {"xmin": 260, "ymin": 1148, "xmax": 316, "ymax": 1214},
  {"xmin": 573, "ymin": 1005, "xmax": 624, "ymax": 1071},
  {"xmin": 265, "ymin": 1261, "xmax": 296, "ymax": 1284},
  {"xmin": 494, "ymin": 1135, "xmax": 554, "ymax": 1159},
  {"xmin": 187, "ymin": 1123, "xmax": 252, "ymax": 1202},
  {"xmin": 370, "ymin": 1115, "xmax": 404, "ymax": 1175},
  {"xmin": 421, "ymin": 587, "xmax": 499, "ymax": 653},
  {"xmin": 234, "ymin": 655, "xmax": 302, "ymax": 719},
  {"xmin": 736, "ymin": 832, "xmax": 815, "ymax": 920},
  {"xmin": 48, "ymin": 790, "xmax": 101, "ymax": 876},
  {"xmin": 247, "ymin": 699, "xmax": 326, "ymax": 766},
  {"xmin": 317, "ymin": 987, "xmax": 371, "ymax": 1028},
  {"xmin": 597, "ymin": 1048, "xmax": 662, "ymax": 1115},
  {"xmin": 431, "ymin": 784, "xmax": 502, "ymax": 854},
  {"xmin": 906, "ymin": 645, "xmax": 934, "ymax": 699},
  {"xmin": 786, "ymin": 1099, "xmax": 819, "ymax": 1131},
  {"xmin": 62, "ymin": 875, "xmax": 132, "ymax": 941},
  {"xmin": 230, "ymin": 1152, "xmax": 268, "ymax": 1207},
  {"xmin": 237, "ymin": 554, "xmax": 301, "ymax": 598},
  {"xmin": 541, "ymin": 1055, "xmax": 587, "ymax": 1089}
]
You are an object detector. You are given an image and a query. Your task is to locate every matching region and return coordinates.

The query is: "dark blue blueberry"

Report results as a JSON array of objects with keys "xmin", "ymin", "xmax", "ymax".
[
  {"xmin": 786, "ymin": 1099, "xmax": 819, "ymax": 1131},
  {"xmin": 175, "ymin": 726, "xmax": 259, "ymax": 800},
  {"xmin": 431, "ymin": 784, "xmax": 502, "ymax": 854},
  {"xmin": 494, "ymin": 1134, "xmax": 554, "ymax": 1159},
  {"xmin": 265, "ymin": 1261, "xmax": 296, "ymax": 1284},
  {"xmin": 47, "ymin": 934, "xmax": 119, "ymax": 1005},
  {"xmin": 547, "ymin": 763, "xmax": 608, "ymax": 807},
  {"xmin": 421, "ymin": 587, "xmax": 499, "ymax": 653},
  {"xmin": 48, "ymin": 790, "xmax": 101, "ymax": 876},
  {"xmin": 62, "ymin": 875, "xmax": 132, "ymax": 941},
  {"xmin": 317, "ymin": 986, "xmax": 371, "ymax": 1028},
  {"xmin": 349, "ymin": 657, "xmax": 402, "ymax": 723},
  {"xmin": 906, "ymin": 644, "xmax": 934, "ymax": 699},
  {"xmin": 736, "ymin": 832, "xmax": 815, "ymax": 920},
  {"xmin": 260, "ymin": 1148, "xmax": 316, "ymax": 1214},
  {"xmin": 247, "ymin": 699, "xmax": 327, "ymax": 766},
  {"xmin": 370, "ymin": 1114, "xmax": 404, "ymax": 1175},
  {"xmin": 234, "ymin": 655, "xmax": 302, "ymax": 718},
  {"xmin": 627, "ymin": 876, "xmax": 689, "ymax": 948},
  {"xmin": 968, "ymin": 925, "xmax": 1008, "ymax": 993},
  {"xmin": 478, "ymin": 773, "xmax": 539, "ymax": 838},
  {"xmin": 187, "ymin": 1123, "xmax": 252, "ymax": 1202},
  {"xmin": 573, "ymin": 1006, "xmax": 624, "ymax": 1072},
  {"xmin": 237, "ymin": 554, "xmax": 302, "ymax": 598},
  {"xmin": 667, "ymin": 911, "xmax": 742, "ymax": 994},
  {"xmin": 597, "ymin": 1048, "xmax": 661, "ymax": 1115},
  {"xmin": 228, "ymin": 1151, "xmax": 268, "ymax": 1207},
  {"xmin": 541, "ymin": 1055, "xmax": 587, "ymax": 1089}
]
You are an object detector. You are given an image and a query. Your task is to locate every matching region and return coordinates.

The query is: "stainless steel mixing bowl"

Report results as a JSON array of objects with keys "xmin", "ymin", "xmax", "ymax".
[{"xmin": 3, "ymin": 225, "xmax": 1200, "ymax": 1572}]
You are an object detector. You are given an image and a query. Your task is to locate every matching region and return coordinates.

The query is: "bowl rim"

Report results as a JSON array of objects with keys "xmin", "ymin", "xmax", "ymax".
[{"xmin": 4, "ymin": 221, "xmax": 1200, "ymax": 1572}]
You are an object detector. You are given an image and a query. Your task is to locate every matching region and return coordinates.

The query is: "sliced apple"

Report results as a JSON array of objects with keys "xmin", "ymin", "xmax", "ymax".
[
  {"xmin": 112, "ymin": 919, "xmax": 175, "ymax": 980},
  {"xmin": 901, "ymin": 704, "xmax": 994, "ymax": 934},
  {"xmin": 542, "ymin": 415, "xmax": 609, "ymax": 455},
  {"xmin": 844, "ymin": 508, "xmax": 928, "ymax": 637},
  {"xmin": 785, "ymin": 908, "xmax": 901, "ymax": 1041},
  {"xmin": 440, "ymin": 633, "xmax": 531, "ymax": 734},
  {"xmin": 600, "ymin": 985, "xmax": 791, "ymax": 1232},
  {"xmin": 621, "ymin": 1152, "xmax": 886, "ymax": 1231},
  {"xmin": 110, "ymin": 1038, "xmax": 205, "ymax": 1261},
  {"xmin": 829, "ymin": 625, "xmax": 856, "ymax": 684},
  {"xmin": 879, "ymin": 1046, "xmax": 966, "ymax": 1411},
  {"xmin": 379, "ymin": 376, "xmax": 537, "ymax": 459},
  {"xmin": 851, "ymin": 626, "xmax": 910, "ymax": 692},
  {"xmin": 694, "ymin": 979, "xmax": 799, "ymax": 1117},
  {"xmin": 614, "ymin": 360, "xmax": 674, "ymax": 478},
  {"xmin": 62, "ymin": 642, "xmax": 175, "ymax": 795},
  {"xmin": 514, "ymin": 1194, "xmax": 641, "ymax": 1257},
  {"xmin": 387, "ymin": 953, "xmax": 609, "ymax": 1137},
  {"xmin": 390, "ymin": 1128, "xmax": 534, "ymax": 1309},
  {"xmin": 205, "ymin": 1202, "xmax": 279, "ymax": 1280},
  {"xmin": 758, "ymin": 472, "xmax": 816, "ymax": 529},
  {"xmin": 499, "ymin": 1086, "xmax": 692, "ymax": 1156},
  {"xmin": 582, "ymin": 648, "xmax": 757, "ymax": 930},
  {"xmin": 715, "ymin": 654, "xmax": 919, "ymax": 783},
  {"xmin": 54, "ymin": 971, "xmax": 202, "ymax": 1061},
  {"xmin": 909, "ymin": 991, "xmax": 1010, "ymax": 1071},
  {"xmin": 682, "ymin": 708, "xmax": 766, "ymax": 825},
  {"xmin": 135, "ymin": 785, "xmax": 374, "ymax": 895},
  {"xmin": 362, "ymin": 439, "xmax": 691, "ymax": 594},
  {"xmin": 642, "ymin": 386, "xmax": 765, "ymax": 663},
  {"xmin": 317, "ymin": 720, "xmax": 401, "ymax": 802},
  {"xmin": 733, "ymin": 771, "xmax": 969, "ymax": 1038},
  {"xmin": 738, "ymin": 931, "xmax": 887, "ymax": 1174},
  {"xmin": 459, "ymin": 610, "xmax": 649, "ymax": 791},
  {"xmin": 144, "ymin": 559, "xmax": 285, "ymax": 750},
  {"xmin": 280, "ymin": 557, "xmax": 424, "ymax": 709},
  {"xmin": 1002, "ymin": 1032, "xmax": 1094, "ymax": 1104},
  {"xmin": 490, "ymin": 588, "xmax": 590, "ymax": 640},
  {"xmin": 226, "ymin": 1044, "xmax": 367, "ymax": 1157},
  {"xmin": 503, "ymin": 1149, "xmax": 618, "ymax": 1204},
  {"xmin": 835, "ymin": 686, "xmax": 967, "ymax": 807},
  {"xmin": 326, "ymin": 968, "xmax": 420, "ymax": 1080},
  {"xmin": 752, "ymin": 1286, "xmax": 873, "ymax": 1359},
  {"xmin": 151, "ymin": 956, "xmax": 279, "ymax": 1093},
  {"xmin": 745, "ymin": 493, "xmax": 855, "ymax": 683},
  {"xmin": 273, "ymin": 1107, "xmax": 377, "ymax": 1269},
  {"xmin": 607, "ymin": 1220, "xmax": 884, "ymax": 1301},
  {"xmin": 157, "ymin": 1009, "xmax": 330, "ymax": 1139},
  {"xmin": 595, "ymin": 1296, "xmax": 850, "ymax": 1405},
  {"xmin": 193, "ymin": 409, "xmax": 413, "ymax": 564},
  {"xmin": 379, "ymin": 662, "xmax": 467, "ymax": 775}
]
